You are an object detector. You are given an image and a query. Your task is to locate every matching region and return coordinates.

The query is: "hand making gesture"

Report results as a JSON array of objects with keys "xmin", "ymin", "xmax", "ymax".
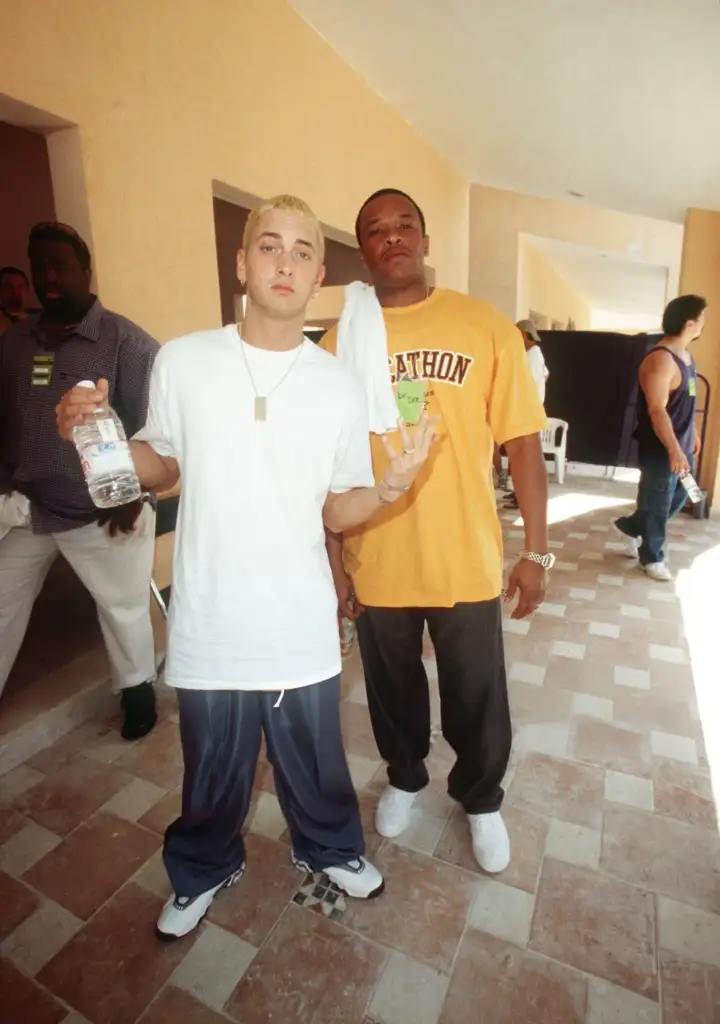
[{"xmin": 377, "ymin": 413, "xmax": 439, "ymax": 503}]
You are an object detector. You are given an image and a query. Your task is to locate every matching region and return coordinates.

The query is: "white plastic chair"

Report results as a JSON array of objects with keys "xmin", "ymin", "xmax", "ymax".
[{"xmin": 541, "ymin": 418, "xmax": 569, "ymax": 484}]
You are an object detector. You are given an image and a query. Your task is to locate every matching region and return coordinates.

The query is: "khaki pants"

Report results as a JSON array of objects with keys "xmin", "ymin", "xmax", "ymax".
[{"xmin": 0, "ymin": 505, "xmax": 157, "ymax": 697}]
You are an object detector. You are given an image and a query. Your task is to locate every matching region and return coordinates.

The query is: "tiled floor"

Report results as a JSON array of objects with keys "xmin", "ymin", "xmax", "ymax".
[{"xmin": 1, "ymin": 476, "xmax": 719, "ymax": 1024}]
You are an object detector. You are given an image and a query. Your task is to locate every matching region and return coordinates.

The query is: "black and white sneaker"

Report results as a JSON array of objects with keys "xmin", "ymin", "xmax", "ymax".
[
  {"xmin": 292, "ymin": 852, "xmax": 384, "ymax": 899},
  {"xmin": 155, "ymin": 866, "xmax": 244, "ymax": 941}
]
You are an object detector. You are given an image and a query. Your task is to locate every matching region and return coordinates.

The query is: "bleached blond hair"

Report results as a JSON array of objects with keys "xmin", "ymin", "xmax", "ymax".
[{"xmin": 243, "ymin": 194, "xmax": 325, "ymax": 262}]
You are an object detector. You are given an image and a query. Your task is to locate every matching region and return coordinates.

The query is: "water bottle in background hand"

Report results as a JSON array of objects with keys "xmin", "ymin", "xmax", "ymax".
[
  {"xmin": 680, "ymin": 473, "xmax": 704, "ymax": 504},
  {"xmin": 340, "ymin": 616, "xmax": 357, "ymax": 658},
  {"xmin": 72, "ymin": 380, "xmax": 141, "ymax": 509}
]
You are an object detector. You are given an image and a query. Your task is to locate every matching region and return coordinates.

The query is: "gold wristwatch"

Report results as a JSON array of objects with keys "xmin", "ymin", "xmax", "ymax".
[{"xmin": 520, "ymin": 551, "xmax": 556, "ymax": 570}]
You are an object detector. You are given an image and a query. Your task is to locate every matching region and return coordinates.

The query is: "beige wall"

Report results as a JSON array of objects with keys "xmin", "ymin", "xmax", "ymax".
[
  {"xmin": 0, "ymin": 0, "xmax": 468, "ymax": 341},
  {"xmin": 679, "ymin": 208, "xmax": 720, "ymax": 506},
  {"xmin": 589, "ymin": 309, "xmax": 662, "ymax": 333},
  {"xmin": 517, "ymin": 239, "xmax": 591, "ymax": 331},
  {"xmin": 469, "ymin": 185, "xmax": 682, "ymax": 319}
]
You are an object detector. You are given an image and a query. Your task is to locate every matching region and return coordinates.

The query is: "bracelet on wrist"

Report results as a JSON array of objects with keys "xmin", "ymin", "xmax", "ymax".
[{"xmin": 378, "ymin": 478, "xmax": 411, "ymax": 504}]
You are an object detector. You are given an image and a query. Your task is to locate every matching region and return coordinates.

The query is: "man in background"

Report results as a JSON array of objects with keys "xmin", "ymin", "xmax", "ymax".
[
  {"xmin": 517, "ymin": 319, "xmax": 549, "ymax": 403},
  {"xmin": 324, "ymin": 188, "xmax": 551, "ymax": 875},
  {"xmin": 0, "ymin": 266, "xmax": 35, "ymax": 334},
  {"xmin": 615, "ymin": 294, "xmax": 705, "ymax": 582},
  {"xmin": 0, "ymin": 223, "xmax": 159, "ymax": 739},
  {"xmin": 498, "ymin": 320, "xmax": 549, "ymax": 507}
]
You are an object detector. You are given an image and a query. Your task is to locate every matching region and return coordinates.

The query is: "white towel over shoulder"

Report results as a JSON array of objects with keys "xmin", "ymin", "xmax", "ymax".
[{"xmin": 336, "ymin": 281, "xmax": 398, "ymax": 435}]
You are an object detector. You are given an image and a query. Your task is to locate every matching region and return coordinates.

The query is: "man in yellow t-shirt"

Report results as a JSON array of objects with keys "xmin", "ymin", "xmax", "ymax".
[{"xmin": 323, "ymin": 188, "xmax": 551, "ymax": 875}]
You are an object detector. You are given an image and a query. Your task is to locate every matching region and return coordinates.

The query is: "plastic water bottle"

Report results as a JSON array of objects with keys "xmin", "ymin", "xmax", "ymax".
[
  {"xmin": 72, "ymin": 380, "xmax": 141, "ymax": 508},
  {"xmin": 680, "ymin": 473, "xmax": 704, "ymax": 504},
  {"xmin": 340, "ymin": 616, "xmax": 356, "ymax": 659}
]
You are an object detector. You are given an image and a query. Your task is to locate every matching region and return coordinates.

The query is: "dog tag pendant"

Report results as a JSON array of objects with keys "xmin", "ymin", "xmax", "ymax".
[{"xmin": 254, "ymin": 397, "xmax": 267, "ymax": 422}]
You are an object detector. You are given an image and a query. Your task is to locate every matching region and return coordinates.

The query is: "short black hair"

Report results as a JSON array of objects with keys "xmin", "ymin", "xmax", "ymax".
[
  {"xmin": 28, "ymin": 222, "xmax": 92, "ymax": 271},
  {"xmin": 0, "ymin": 266, "xmax": 28, "ymax": 287},
  {"xmin": 662, "ymin": 294, "xmax": 707, "ymax": 337},
  {"xmin": 355, "ymin": 188, "xmax": 427, "ymax": 243}
]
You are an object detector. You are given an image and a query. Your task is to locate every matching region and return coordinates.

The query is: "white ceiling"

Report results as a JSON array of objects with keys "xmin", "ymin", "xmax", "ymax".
[
  {"xmin": 291, "ymin": 0, "xmax": 720, "ymax": 223},
  {"xmin": 525, "ymin": 235, "xmax": 668, "ymax": 317}
]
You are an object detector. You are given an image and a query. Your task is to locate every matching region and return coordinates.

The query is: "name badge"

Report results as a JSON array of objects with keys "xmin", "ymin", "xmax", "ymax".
[
  {"xmin": 396, "ymin": 377, "xmax": 425, "ymax": 425},
  {"xmin": 31, "ymin": 354, "xmax": 54, "ymax": 387}
]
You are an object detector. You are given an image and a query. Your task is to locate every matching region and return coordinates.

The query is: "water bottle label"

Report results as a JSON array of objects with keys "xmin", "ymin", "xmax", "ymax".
[
  {"xmin": 680, "ymin": 473, "xmax": 704, "ymax": 504},
  {"xmin": 98, "ymin": 419, "xmax": 119, "ymax": 443},
  {"xmin": 80, "ymin": 441, "xmax": 134, "ymax": 480}
]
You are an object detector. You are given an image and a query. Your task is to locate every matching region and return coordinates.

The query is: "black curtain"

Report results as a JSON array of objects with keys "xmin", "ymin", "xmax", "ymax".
[{"xmin": 538, "ymin": 331, "xmax": 658, "ymax": 469}]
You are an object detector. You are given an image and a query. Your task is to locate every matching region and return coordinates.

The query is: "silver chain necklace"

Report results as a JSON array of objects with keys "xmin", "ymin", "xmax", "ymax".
[{"xmin": 239, "ymin": 337, "xmax": 305, "ymax": 422}]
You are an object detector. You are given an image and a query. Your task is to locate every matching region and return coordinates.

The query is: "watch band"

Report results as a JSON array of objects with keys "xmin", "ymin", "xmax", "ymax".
[{"xmin": 520, "ymin": 550, "xmax": 556, "ymax": 570}]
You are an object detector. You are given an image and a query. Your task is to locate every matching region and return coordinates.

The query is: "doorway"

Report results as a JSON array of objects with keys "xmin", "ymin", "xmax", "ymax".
[{"xmin": 0, "ymin": 95, "xmax": 112, "ymax": 770}]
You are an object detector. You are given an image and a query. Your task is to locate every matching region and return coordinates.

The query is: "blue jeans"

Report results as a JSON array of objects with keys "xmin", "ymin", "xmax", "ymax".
[{"xmin": 615, "ymin": 457, "xmax": 689, "ymax": 566}]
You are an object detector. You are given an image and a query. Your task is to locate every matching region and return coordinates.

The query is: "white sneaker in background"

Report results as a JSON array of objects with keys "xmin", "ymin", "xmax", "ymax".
[
  {"xmin": 468, "ymin": 811, "xmax": 511, "ymax": 873},
  {"xmin": 642, "ymin": 561, "xmax": 673, "ymax": 582},
  {"xmin": 375, "ymin": 785, "xmax": 417, "ymax": 838},
  {"xmin": 613, "ymin": 523, "xmax": 640, "ymax": 558},
  {"xmin": 156, "ymin": 866, "xmax": 244, "ymax": 941}
]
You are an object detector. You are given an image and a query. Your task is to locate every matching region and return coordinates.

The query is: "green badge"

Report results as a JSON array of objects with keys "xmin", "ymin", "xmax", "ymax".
[
  {"xmin": 396, "ymin": 378, "xmax": 425, "ymax": 425},
  {"xmin": 688, "ymin": 376, "xmax": 697, "ymax": 397},
  {"xmin": 31, "ymin": 354, "xmax": 54, "ymax": 386}
]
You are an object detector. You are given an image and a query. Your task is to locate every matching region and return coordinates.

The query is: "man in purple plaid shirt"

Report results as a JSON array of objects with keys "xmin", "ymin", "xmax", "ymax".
[{"xmin": 0, "ymin": 222, "xmax": 159, "ymax": 740}]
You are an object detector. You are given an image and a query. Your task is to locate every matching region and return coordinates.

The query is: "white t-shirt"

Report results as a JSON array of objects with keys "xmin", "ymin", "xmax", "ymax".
[
  {"xmin": 135, "ymin": 326, "xmax": 374, "ymax": 691},
  {"xmin": 526, "ymin": 345, "xmax": 548, "ymax": 405}
]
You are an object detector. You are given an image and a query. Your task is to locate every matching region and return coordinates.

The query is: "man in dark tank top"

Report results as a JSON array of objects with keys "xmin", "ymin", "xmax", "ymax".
[{"xmin": 615, "ymin": 294, "xmax": 705, "ymax": 582}]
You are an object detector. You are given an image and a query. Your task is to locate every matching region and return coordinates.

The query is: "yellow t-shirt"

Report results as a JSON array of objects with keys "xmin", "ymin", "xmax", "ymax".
[{"xmin": 322, "ymin": 288, "xmax": 547, "ymax": 607}]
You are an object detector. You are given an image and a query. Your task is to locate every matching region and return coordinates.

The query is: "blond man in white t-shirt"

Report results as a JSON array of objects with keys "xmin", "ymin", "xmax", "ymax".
[{"xmin": 57, "ymin": 195, "xmax": 436, "ymax": 941}]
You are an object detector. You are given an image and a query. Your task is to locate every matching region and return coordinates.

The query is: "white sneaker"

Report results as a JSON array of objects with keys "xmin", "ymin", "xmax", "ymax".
[
  {"xmin": 613, "ymin": 524, "xmax": 640, "ymax": 558},
  {"xmin": 375, "ymin": 785, "xmax": 417, "ymax": 838},
  {"xmin": 642, "ymin": 561, "xmax": 673, "ymax": 582},
  {"xmin": 468, "ymin": 811, "xmax": 511, "ymax": 873},
  {"xmin": 325, "ymin": 858, "xmax": 385, "ymax": 898},
  {"xmin": 156, "ymin": 866, "xmax": 243, "ymax": 941},
  {"xmin": 292, "ymin": 852, "xmax": 384, "ymax": 899}
]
